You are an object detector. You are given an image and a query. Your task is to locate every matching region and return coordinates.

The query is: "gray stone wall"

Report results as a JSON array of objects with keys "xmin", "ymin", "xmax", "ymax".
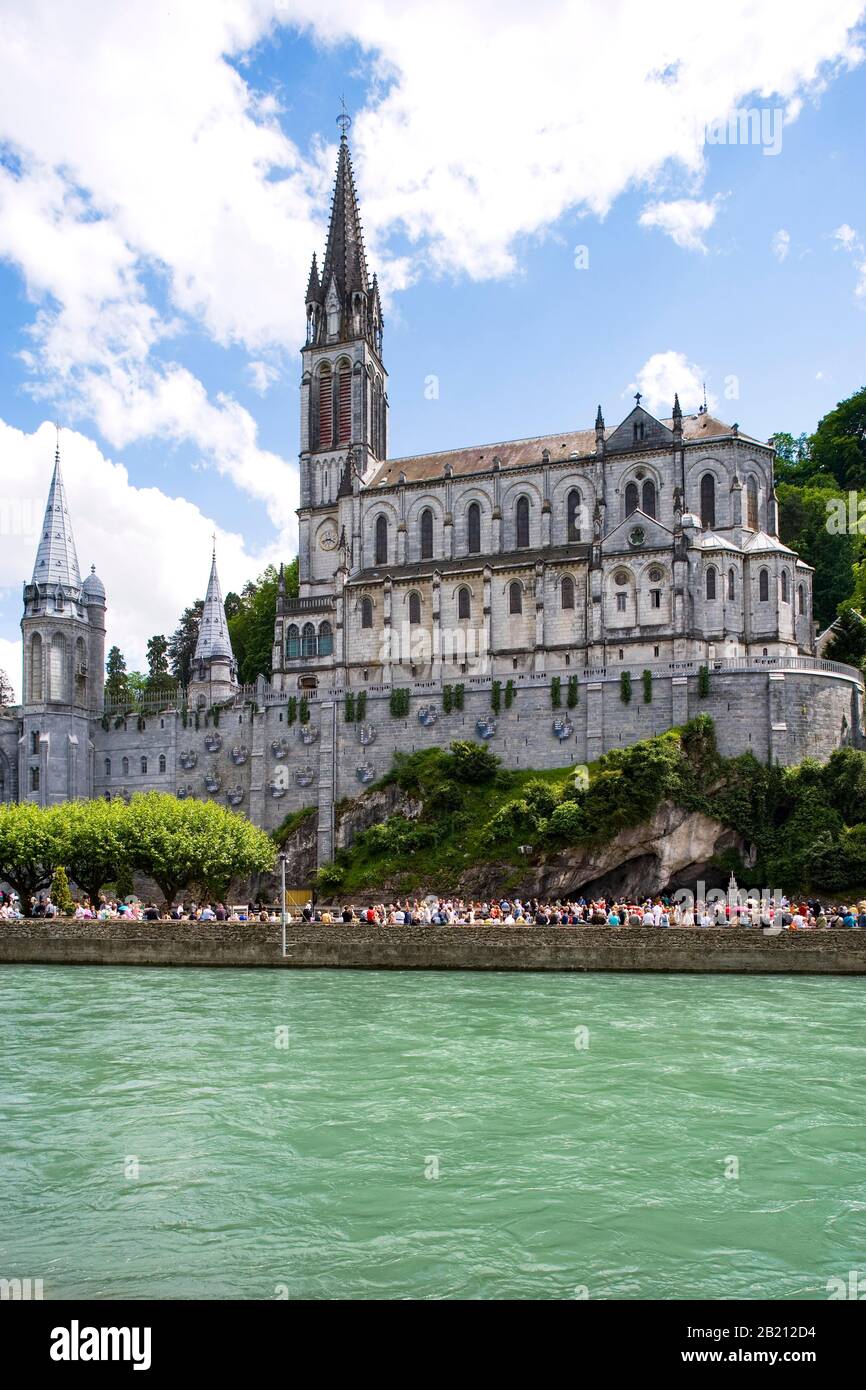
[{"xmin": 2, "ymin": 920, "xmax": 865, "ymax": 975}]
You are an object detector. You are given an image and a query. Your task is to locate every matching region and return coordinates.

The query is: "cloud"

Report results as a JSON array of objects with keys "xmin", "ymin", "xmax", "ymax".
[
  {"xmin": 638, "ymin": 197, "xmax": 723, "ymax": 253},
  {"xmin": 771, "ymin": 228, "xmax": 791, "ymax": 262},
  {"xmin": 0, "ymin": 638, "xmax": 22, "ymax": 704},
  {"xmin": 629, "ymin": 350, "xmax": 717, "ymax": 417},
  {"xmin": 832, "ymin": 222, "xmax": 866, "ymax": 296},
  {"xmin": 246, "ymin": 360, "xmax": 281, "ymax": 395},
  {"xmin": 0, "ymin": 418, "xmax": 286, "ymax": 677},
  {"xmin": 0, "ymin": 0, "xmax": 864, "ymax": 609}
]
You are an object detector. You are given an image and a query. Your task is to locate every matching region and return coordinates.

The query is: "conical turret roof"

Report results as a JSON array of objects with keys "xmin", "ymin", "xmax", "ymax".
[
  {"xmin": 194, "ymin": 547, "xmax": 235, "ymax": 664},
  {"xmin": 32, "ymin": 437, "xmax": 81, "ymax": 589}
]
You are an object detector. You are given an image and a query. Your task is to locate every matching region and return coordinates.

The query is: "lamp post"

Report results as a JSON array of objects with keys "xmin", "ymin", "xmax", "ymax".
[{"xmin": 279, "ymin": 851, "xmax": 288, "ymax": 958}]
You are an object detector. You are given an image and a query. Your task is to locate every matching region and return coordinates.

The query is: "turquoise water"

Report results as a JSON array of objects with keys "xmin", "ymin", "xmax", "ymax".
[{"xmin": 1, "ymin": 966, "xmax": 864, "ymax": 1300}]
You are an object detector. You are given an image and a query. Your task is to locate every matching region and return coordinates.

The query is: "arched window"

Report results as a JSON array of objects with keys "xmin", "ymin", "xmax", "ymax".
[
  {"xmin": 337, "ymin": 362, "xmax": 352, "ymax": 445},
  {"xmin": 50, "ymin": 633, "xmax": 67, "ymax": 702},
  {"xmin": 104, "ymin": 758, "xmax": 111, "ymax": 777},
  {"xmin": 375, "ymin": 514, "xmax": 388, "ymax": 566},
  {"xmin": 567, "ymin": 489, "xmax": 582, "ymax": 541},
  {"xmin": 122, "ymin": 756, "xmax": 129, "ymax": 777},
  {"xmin": 781, "ymin": 569, "xmax": 789, "ymax": 603},
  {"xmin": 141, "ymin": 757, "xmax": 148, "ymax": 775},
  {"xmin": 642, "ymin": 479, "xmax": 657, "ymax": 518},
  {"xmin": 509, "ymin": 581, "xmax": 523, "ymax": 615},
  {"xmin": 759, "ymin": 568, "xmax": 769, "ymax": 602},
  {"xmin": 700, "ymin": 474, "xmax": 716, "ymax": 528},
  {"xmin": 318, "ymin": 363, "xmax": 332, "ymax": 449},
  {"xmin": 728, "ymin": 568, "xmax": 735, "ymax": 601},
  {"xmin": 420, "ymin": 508, "xmax": 433, "ymax": 559},
  {"xmin": 798, "ymin": 584, "xmax": 805, "ymax": 615},
  {"xmin": 625, "ymin": 481, "xmax": 639, "ymax": 517},
  {"xmin": 286, "ymin": 624, "xmax": 300, "ymax": 658},
  {"xmin": 408, "ymin": 592, "xmax": 421, "ymax": 625},
  {"xmin": 360, "ymin": 597, "xmax": 373, "ymax": 629},
  {"xmin": 467, "ymin": 501, "xmax": 481, "ymax": 554},
  {"xmin": 561, "ymin": 575, "xmax": 575, "ymax": 610},
  {"xmin": 516, "ymin": 496, "xmax": 530, "ymax": 548},
  {"xmin": 318, "ymin": 620, "xmax": 333, "ymax": 656},
  {"xmin": 746, "ymin": 477, "xmax": 759, "ymax": 530},
  {"xmin": 159, "ymin": 755, "xmax": 166, "ymax": 774},
  {"xmin": 301, "ymin": 622, "xmax": 317, "ymax": 657},
  {"xmin": 457, "ymin": 587, "xmax": 471, "ymax": 619},
  {"xmin": 706, "ymin": 566, "xmax": 717, "ymax": 600},
  {"xmin": 29, "ymin": 634, "xmax": 42, "ymax": 702}
]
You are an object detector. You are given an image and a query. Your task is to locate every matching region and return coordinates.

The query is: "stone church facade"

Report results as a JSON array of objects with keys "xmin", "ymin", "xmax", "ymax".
[{"xmin": 1, "ymin": 128, "xmax": 862, "ymax": 869}]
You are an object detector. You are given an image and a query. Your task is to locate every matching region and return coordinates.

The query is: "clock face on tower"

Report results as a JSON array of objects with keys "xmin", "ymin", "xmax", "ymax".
[{"xmin": 319, "ymin": 528, "xmax": 337, "ymax": 551}]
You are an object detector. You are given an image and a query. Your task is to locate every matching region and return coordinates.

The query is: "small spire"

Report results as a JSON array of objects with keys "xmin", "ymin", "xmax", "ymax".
[
  {"xmin": 595, "ymin": 404, "xmax": 604, "ymax": 427},
  {"xmin": 337, "ymin": 95, "xmax": 351, "ymax": 142},
  {"xmin": 306, "ymin": 252, "xmax": 321, "ymax": 303},
  {"xmin": 672, "ymin": 392, "xmax": 682, "ymax": 419}
]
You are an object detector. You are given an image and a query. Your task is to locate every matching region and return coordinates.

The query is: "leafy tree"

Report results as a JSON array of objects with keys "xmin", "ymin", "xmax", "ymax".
[
  {"xmin": 809, "ymin": 387, "xmax": 866, "ymax": 491},
  {"xmin": 448, "ymin": 740, "xmax": 500, "ymax": 783},
  {"xmin": 145, "ymin": 634, "xmax": 178, "ymax": 695},
  {"xmin": 55, "ymin": 799, "xmax": 129, "ymax": 908},
  {"xmin": 228, "ymin": 559, "xmax": 298, "ymax": 684},
  {"xmin": 50, "ymin": 864, "xmax": 75, "ymax": 914},
  {"xmin": 122, "ymin": 793, "xmax": 274, "ymax": 907},
  {"xmin": 777, "ymin": 482, "xmax": 859, "ymax": 630},
  {"xmin": 168, "ymin": 600, "xmax": 204, "ymax": 687},
  {"xmin": 823, "ymin": 607, "xmax": 866, "ymax": 668},
  {"xmin": 0, "ymin": 803, "xmax": 58, "ymax": 914},
  {"xmin": 772, "ymin": 431, "xmax": 812, "ymax": 485},
  {"xmin": 0, "ymin": 668, "xmax": 15, "ymax": 706},
  {"xmin": 105, "ymin": 646, "xmax": 129, "ymax": 704}
]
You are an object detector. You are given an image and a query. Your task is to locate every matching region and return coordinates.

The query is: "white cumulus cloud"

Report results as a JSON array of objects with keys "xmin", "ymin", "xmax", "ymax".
[
  {"xmin": 639, "ymin": 197, "xmax": 723, "ymax": 253},
  {"xmin": 628, "ymin": 351, "xmax": 717, "ymax": 418}
]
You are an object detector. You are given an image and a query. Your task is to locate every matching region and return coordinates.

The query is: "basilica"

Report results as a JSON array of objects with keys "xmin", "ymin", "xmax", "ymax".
[{"xmin": 0, "ymin": 127, "xmax": 858, "ymax": 862}]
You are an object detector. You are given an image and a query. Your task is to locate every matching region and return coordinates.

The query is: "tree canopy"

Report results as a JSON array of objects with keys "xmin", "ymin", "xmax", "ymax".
[{"xmin": 0, "ymin": 794, "xmax": 275, "ymax": 912}]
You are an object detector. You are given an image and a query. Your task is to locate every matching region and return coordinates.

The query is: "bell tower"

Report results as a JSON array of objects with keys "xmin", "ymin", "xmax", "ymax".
[{"xmin": 298, "ymin": 110, "xmax": 387, "ymax": 586}]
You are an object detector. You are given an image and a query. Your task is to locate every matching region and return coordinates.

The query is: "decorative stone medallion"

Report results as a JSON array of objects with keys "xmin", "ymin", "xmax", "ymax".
[
  {"xmin": 178, "ymin": 748, "xmax": 198, "ymax": 769},
  {"xmin": 176, "ymin": 784, "xmax": 194, "ymax": 800},
  {"xmin": 356, "ymin": 762, "xmax": 375, "ymax": 784},
  {"xmin": 270, "ymin": 736, "xmax": 290, "ymax": 759},
  {"xmin": 628, "ymin": 526, "xmax": 646, "ymax": 548},
  {"xmin": 230, "ymin": 744, "xmax": 249, "ymax": 765},
  {"xmin": 358, "ymin": 723, "xmax": 376, "ymax": 746},
  {"xmin": 476, "ymin": 716, "xmax": 497, "ymax": 739},
  {"xmin": 299, "ymin": 725, "xmax": 319, "ymax": 745},
  {"xmin": 269, "ymin": 779, "xmax": 287, "ymax": 799},
  {"xmin": 295, "ymin": 766, "xmax": 315, "ymax": 787},
  {"xmin": 204, "ymin": 732, "xmax": 222, "ymax": 753},
  {"xmin": 553, "ymin": 716, "xmax": 574, "ymax": 741},
  {"xmin": 203, "ymin": 769, "xmax": 221, "ymax": 793},
  {"xmin": 418, "ymin": 704, "xmax": 438, "ymax": 727},
  {"xmin": 226, "ymin": 785, "xmax": 245, "ymax": 807}
]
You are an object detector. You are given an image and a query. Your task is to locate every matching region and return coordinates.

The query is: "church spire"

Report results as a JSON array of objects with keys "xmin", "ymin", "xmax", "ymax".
[
  {"xmin": 194, "ymin": 544, "xmax": 234, "ymax": 665},
  {"xmin": 321, "ymin": 114, "xmax": 370, "ymax": 306},
  {"xmin": 32, "ymin": 427, "xmax": 81, "ymax": 590}
]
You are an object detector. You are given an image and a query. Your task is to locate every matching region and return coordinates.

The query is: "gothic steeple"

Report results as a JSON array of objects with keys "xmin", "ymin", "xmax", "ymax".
[
  {"xmin": 32, "ymin": 430, "xmax": 81, "ymax": 592},
  {"xmin": 194, "ymin": 545, "xmax": 235, "ymax": 665},
  {"xmin": 305, "ymin": 116, "xmax": 382, "ymax": 352}
]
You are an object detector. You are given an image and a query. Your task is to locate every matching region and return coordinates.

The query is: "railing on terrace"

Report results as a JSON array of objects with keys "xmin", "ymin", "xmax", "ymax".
[
  {"xmin": 102, "ymin": 652, "xmax": 863, "ymax": 717},
  {"xmin": 282, "ymin": 596, "xmax": 335, "ymax": 613}
]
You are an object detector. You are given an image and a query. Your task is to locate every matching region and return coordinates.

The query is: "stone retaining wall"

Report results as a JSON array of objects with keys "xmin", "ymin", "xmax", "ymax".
[{"xmin": 1, "ymin": 921, "xmax": 865, "ymax": 974}]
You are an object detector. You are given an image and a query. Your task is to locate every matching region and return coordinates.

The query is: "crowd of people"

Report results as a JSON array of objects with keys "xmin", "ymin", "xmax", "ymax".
[{"xmin": 2, "ymin": 888, "xmax": 866, "ymax": 929}]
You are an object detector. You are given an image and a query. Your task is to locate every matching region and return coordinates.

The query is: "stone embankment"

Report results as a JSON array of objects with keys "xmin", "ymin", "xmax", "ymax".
[{"xmin": 1, "ymin": 921, "xmax": 864, "ymax": 974}]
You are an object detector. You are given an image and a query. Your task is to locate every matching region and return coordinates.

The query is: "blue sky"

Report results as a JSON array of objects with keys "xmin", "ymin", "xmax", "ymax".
[{"xmin": 1, "ymin": 0, "xmax": 865, "ymax": 694}]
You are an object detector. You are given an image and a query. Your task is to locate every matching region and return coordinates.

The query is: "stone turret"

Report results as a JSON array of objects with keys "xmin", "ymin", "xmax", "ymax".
[
  {"xmin": 20, "ymin": 432, "xmax": 101, "ymax": 802},
  {"xmin": 187, "ymin": 546, "xmax": 238, "ymax": 707}
]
